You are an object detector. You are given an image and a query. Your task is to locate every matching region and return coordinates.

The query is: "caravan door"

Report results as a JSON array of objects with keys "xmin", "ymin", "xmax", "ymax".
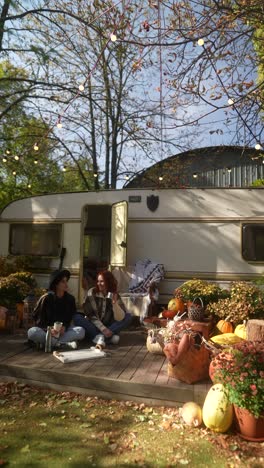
[{"xmin": 110, "ymin": 201, "xmax": 128, "ymax": 267}]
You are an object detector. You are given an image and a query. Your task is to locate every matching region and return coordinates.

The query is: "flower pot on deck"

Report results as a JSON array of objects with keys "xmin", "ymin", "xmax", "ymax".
[{"xmin": 0, "ymin": 306, "xmax": 8, "ymax": 329}]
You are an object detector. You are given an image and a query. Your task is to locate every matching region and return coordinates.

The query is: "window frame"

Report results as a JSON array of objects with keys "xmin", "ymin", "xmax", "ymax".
[
  {"xmin": 241, "ymin": 222, "xmax": 264, "ymax": 263},
  {"xmin": 9, "ymin": 222, "xmax": 63, "ymax": 257}
]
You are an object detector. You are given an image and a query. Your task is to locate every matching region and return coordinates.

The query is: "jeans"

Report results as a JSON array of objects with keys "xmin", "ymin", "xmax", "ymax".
[
  {"xmin": 73, "ymin": 312, "xmax": 132, "ymax": 341},
  {"xmin": 28, "ymin": 326, "xmax": 85, "ymax": 346}
]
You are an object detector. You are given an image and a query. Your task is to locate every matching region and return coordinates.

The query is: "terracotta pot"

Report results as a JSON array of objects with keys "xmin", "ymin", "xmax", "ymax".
[
  {"xmin": 166, "ymin": 341, "xmax": 210, "ymax": 384},
  {"xmin": 16, "ymin": 302, "xmax": 24, "ymax": 323},
  {"xmin": 0, "ymin": 306, "xmax": 8, "ymax": 329},
  {"xmin": 234, "ymin": 405, "xmax": 264, "ymax": 442}
]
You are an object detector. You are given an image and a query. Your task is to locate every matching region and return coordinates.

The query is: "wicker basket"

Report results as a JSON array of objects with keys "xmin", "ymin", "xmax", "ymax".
[{"xmin": 187, "ymin": 297, "xmax": 204, "ymax": 322}]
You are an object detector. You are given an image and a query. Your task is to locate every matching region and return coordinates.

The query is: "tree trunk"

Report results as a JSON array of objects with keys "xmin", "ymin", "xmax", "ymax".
[
  {"xmin": 0, "ymin": 0, "xmax": 11, "ymax": 51},
  {"xmin": 246, "ymin": 319, "xmax": 264, "ymax": 342}
]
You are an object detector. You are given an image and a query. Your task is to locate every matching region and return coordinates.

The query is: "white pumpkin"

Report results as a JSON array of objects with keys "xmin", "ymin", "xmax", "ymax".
[{"xmin": 180, "ymin": 402, "xmax": 203, "ymax": 427}]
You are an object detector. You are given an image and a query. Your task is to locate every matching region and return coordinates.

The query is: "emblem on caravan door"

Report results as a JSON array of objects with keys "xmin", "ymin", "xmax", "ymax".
[{"xmin": 146, "ymin": 195, "xmax": 159, "ymax": 212}]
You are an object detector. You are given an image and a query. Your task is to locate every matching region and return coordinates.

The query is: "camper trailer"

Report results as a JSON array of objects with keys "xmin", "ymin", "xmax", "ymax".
[{"xmin": 0, "ymin": 187, "xmax": 264, "ymax": 305}]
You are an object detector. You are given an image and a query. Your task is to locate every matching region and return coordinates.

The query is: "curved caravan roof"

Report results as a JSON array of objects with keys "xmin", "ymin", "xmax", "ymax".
[{"xmin": 1, "ymin": 188, "xmax": 264, "ymax": 221}]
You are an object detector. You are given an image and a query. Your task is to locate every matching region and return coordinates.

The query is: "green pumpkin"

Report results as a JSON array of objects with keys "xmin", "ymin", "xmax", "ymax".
[{"xmin": 202, "ymin": 384, "xmax": 233, "ymax": 433}]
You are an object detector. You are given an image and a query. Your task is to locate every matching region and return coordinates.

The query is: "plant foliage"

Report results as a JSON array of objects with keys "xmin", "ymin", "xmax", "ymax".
[{"xmin": 212, "ymin": 341, "xmax": 264, "ymax": 418}]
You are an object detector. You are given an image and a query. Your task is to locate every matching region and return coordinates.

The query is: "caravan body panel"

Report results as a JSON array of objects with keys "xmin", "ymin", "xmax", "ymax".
[{"xmin": 1, "ymin": 188, "xmax": 264, "ymax": 305}]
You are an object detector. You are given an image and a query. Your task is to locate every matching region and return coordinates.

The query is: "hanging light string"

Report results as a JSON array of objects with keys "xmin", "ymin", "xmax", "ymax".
[
  {"xmin": 198, "ymin": 39, "xmax": 263, "ymax": 148},
  {"xmin": 56, "ymin": 0, "xmax": 128, "ymax": 125}
]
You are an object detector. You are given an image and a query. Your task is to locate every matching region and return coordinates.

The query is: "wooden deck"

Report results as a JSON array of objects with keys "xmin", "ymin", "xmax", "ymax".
[{"xmin": 0, "ymin": 329, "xmax": 211, "ymax": 407}]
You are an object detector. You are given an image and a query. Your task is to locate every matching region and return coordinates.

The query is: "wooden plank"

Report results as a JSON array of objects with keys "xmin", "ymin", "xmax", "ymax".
[
  {"xmin": 0, "ymin": 375, "xmax": 183, "ymax": 408},
  {"xmin": 0, "ymin": 336, "xmax": 30, "ymax": 361},
  {"xmin": 132, "ymin": 353, "xmax": 165, "ymax": 384},
  {"xmin": 105, "ymin": 345, "xmax": 142, "ymax": 379},
  {"xmin": 0, "ymin": 364, "xmax": 197, "ymax": 404},
  {"xmin": 86, "ymin": 345, "xmax": 133, "ymax": 378},
  {"xmin": 155, "ymin": 358, "xmax": 169, "ymax": 385},
  {"xmin": 117, "ymin": 345, "xmax": 148, "ymax": 381},
  {"xmin": 130, "ymin": 351, "xmax": 157, "ymax": 383}
]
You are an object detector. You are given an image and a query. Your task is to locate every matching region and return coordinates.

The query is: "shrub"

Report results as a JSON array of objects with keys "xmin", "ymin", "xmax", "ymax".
[
  {"xmin": 207, "ymin": 281, "xmax": 264, "ymax": 324},
  {"xmin": 8, "ymin": 272, "xmax": 37, "ymax": 290},
  {"xmin": 211, "ymin": 341, "xmax": 264, "ymax": 418},
  {"xmin": 174, "ymin": 279, "xmax": 225, "ymax": 306},
  {"xmin": 0, "ymin": 277, "xmax": 31, "ymax": 307}
]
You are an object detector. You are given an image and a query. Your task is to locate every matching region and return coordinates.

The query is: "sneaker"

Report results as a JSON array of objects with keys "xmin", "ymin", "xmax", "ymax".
[
  {"xmin": 110, "ymin": 334, "xmax": 120, "ymax": 345},
  {"xmin": 65, "ymin": 341, "xmax": 78, "ymax": 350},
  {"xmin": 92, "ymin": 334, "xmax": 105, "ymax": 347}
]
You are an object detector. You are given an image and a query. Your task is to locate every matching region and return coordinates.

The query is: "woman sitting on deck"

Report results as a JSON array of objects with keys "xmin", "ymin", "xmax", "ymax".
[
  {"xmin": 28, "ymin": 269, "xmax": 85, "ymax": 349},
  {"xmin": 73, "ymin": 270, "xmax": 131, "ymax": 347}
]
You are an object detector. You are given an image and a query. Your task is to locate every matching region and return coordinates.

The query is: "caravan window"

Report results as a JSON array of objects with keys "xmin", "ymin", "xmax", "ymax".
[
  {"xmin": 9, "ymin": 223, "xmax": 62, "ymax": 256},
  {"xmin": 242, "ymin": 223, "xmax": 264, "ymax": 262}
]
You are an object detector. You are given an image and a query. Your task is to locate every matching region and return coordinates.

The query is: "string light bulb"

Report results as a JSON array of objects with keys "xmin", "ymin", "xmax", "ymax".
[
  {"xmin": 197, "ymin": 38, "xmax": 204, "ymax": 46},
  {"xmin": 12, "ymin": 171, "xmax": 16, "ymax": 176},
  {"xmin": 27, "ymin": 184, "xmax": 31, "ymax": 189},
  {"xmin": 93, "ymin": 173, "xmax": 98, "ymax": 178},
  {"xmin": 2, "ymin": 157, "xmax": 7, "ymax": 163},
  {"xmin": 6, "ymin": 150, "xmax": 10, "ymax": 155},
  {"xmin": 62, "ymin": 166, "xmax": 67, "ymax": 172},
  {"xmin": 57, "ymin": 122, "xmax": 62, "ymax": 129},
  {"xmin": 227, "ymin": 167, "xmax": 232, "ymax": 173},
  {"xmin": 14, "ymin": 155, "xmax": 19, "ymax": 161},
  {"xmin": 193, "ymin": 172, "xmax": 198, "ymax": 178},
  {"xmin": 228, "ymin": 98, "xmax": 234, "ymax": 105},
  {"xmin": 34, "ymin": 158, "xmax": 38, "ymax": 165},
  {"xmin": 79, "ymin": 84, "xmax": 84, "ymax": 91},
  {"xmin": 110, "ymin": 33, "xmax": 117, "ymax": 42},
  {"xmin": 33, "ymin": 143, "xmax": 39, "ymax": 151},
  {"xmin": 125, "ymin": 175, "xmax": 129, "ymax": 180},
  {"xmin": 255, "ymin": 143, "xmax": 262, "ymax": 150},
  {"xmin": 159, "ymin": 175, "xmax": 163, "ymax": 181}
]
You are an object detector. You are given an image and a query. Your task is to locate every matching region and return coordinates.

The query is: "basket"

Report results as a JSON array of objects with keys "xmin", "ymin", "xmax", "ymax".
[
  {"xmin": 187, "ymin": 297, "xmax": 204, "ymax": 322},
  {"xmin": 146, "ymin": 329, "xmax": 164, "ymax": 355}
]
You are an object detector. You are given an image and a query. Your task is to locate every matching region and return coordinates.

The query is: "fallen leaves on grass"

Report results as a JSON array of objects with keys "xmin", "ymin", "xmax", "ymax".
[{"xmin": 0, "ymin": 382, "xmax": 263, "ymax": 468}]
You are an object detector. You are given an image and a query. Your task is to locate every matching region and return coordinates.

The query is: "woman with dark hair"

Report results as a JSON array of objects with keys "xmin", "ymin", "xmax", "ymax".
[
  {"xmin": 73, "ymin": 270, "xmax": 131, "ymax": 347},
  {"xmin": 28, "ymin": 269, "xmax": 85, "ymax": 349}
]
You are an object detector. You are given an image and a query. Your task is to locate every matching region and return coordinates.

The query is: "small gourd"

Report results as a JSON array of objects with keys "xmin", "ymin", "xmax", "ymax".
[
  {"xmin": 234, "ymin": 320, "xmax": 247, "ymax": 340},
  {"xmin": 180, "ymin": 402, "xmax": 203, "ymax": 427},
  {"xmin": 168, "ymin": 297, "xmax": 185, "ymax": 313},
  {"xmin": 202, "ymin": 384, "xmax": 233, "ymax": 433},
  {"xmin": 216, "ymin": 318, "xmax": 234, "ymax": 334}
]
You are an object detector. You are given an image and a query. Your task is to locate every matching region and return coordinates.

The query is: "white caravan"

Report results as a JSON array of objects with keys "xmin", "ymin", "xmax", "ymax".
[{"xmin": 0, "ymin": 188, "xmax": 264, "ymax": 305}]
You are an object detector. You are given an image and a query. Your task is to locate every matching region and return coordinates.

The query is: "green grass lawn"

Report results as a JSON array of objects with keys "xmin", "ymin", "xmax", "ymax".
[{"xmin": 0, "ymin": 382, "xmax": 263, "ymax": 467}]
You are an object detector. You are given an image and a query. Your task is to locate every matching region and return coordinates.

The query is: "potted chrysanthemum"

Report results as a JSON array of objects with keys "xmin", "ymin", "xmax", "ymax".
[{"xmin": 210, "ymin": 341, "xmax": 264, "ymax": 441}]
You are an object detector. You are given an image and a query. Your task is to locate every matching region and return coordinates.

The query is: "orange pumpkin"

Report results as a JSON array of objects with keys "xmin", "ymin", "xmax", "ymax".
[
  {"xmin": 162, "ymin": 309, "xmax": 177, "ymax": 319},
  {"xmin": 216, "ymin": 319, "xmax": 234, "ymax": 334},
  {"xmin": 168, "ymin": 298, "xmax": 185, "ymax": 313}
]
